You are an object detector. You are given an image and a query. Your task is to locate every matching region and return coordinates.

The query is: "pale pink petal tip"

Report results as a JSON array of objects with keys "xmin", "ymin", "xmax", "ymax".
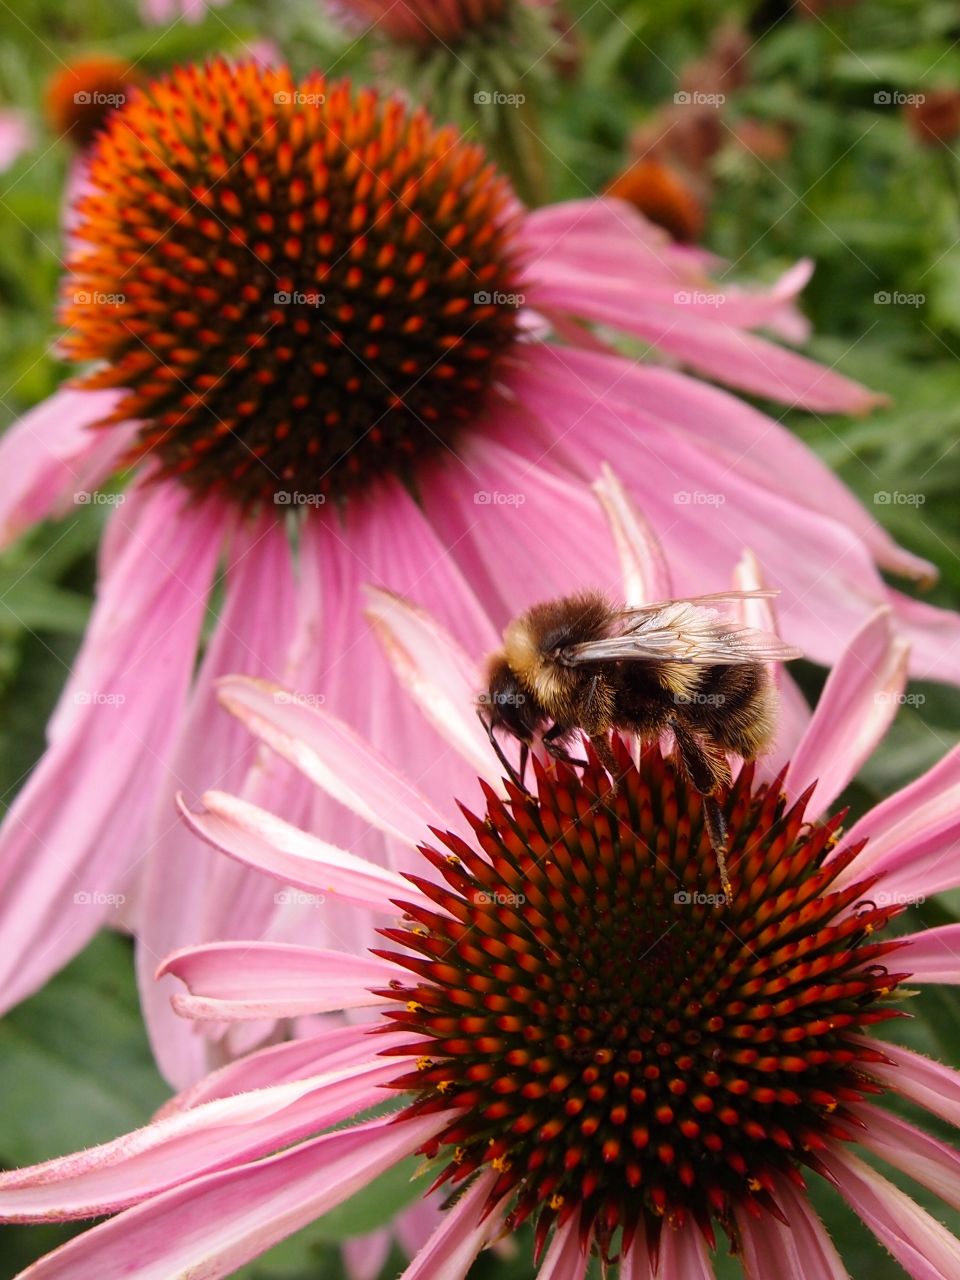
[{"xmin": 592, "ymin": 463, "xmax": 672, "ymax": 606}]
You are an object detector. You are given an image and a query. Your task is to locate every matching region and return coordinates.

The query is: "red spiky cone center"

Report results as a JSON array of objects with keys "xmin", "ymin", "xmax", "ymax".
[
  {"xmin": 61, "ymin": 59, "xmax": 522, "ymax": 506},
  {"xmin": 377, "ymin": 743, "xmax": 907, "ymax": 1262}
]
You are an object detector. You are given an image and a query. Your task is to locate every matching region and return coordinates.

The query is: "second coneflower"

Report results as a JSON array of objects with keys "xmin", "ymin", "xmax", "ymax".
[
  {"xmin": 2, "ymin": 495, "xmax": 959, "ymax": 1280},
  {"xmin": 0, "ymin": 57, "xmax": 953, "ymax": 1087}
]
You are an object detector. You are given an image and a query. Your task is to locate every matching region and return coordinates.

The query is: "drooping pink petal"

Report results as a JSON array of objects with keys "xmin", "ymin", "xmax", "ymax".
[
  {"xmin": 511, "ymin": 343, "xmax": 894, "ymax": 671},
  {"xmin": 166, "ymin": 1022, "xmax": 407, "ymax": 1111},
  {"xmin": 883, "ymin": 588, "xmax": 960, "ymax": 687},
  {"xmin": 363, "ymin": 587, "xmax": 495, "ymax": 776},
  {"xmin": 398, "ymin": 1172, "xmax": 501, "ymax": 1280},
  {"xmin": 786, "ymin": 607, "xmax": 909, "ymax": 818},
  {"xmin": 738, "ymin": 1173, "xmax": 850, "ymax": 1279},
  {"xmin": 343, "ymin": 1229, "xmax": 392, "ymax": 1280},
  {"xmin": 521, "ymin": 198, "xmax": 880, "ymax": 413},
  {"xmin": 0, "ymin": 484, "xmax": 224, "ymax": 1013},
  {"xmin": 834, "ymin": 746, "xmax": 960, "ymax": 899},
  {"xmin": 158, "ymin": 942, "xmax": 395, "ymax": 1020},
  {"xmin": 582, "ymin": 356, "xmax": 928, "ymax": 582},
  {"xmin": 856, "ymin": 1104, "xmax": 960, "ymax": 1212},
  {"xmin": 177, "ymin": 790, "xmax": 420, "ymax": 914},
  {"xmin": 859, "ymin": 1040, "xmax": 960, "ymax": 1130},
  {"xmin": 536, "ymin": 1216, "xmax": 588, "ymax": 1280},
  {"xmin": 821, "ymin": 1147, "xmax": 960, "ymax": 1280},
  {"xmin": 0, "ymin": 1051, "xmax": 395, "ymax": 1221},
  {"xmin": 14, "ymin": 1113, "xmax": 442, "ymax": 1280},
  {"xmin": 591, "ymin": 463, "xmax": 672, "ymax": 605},
  {"xmin": 216, "ymin": 676, "xmax": 444, "ymax": 846},
  {"xmin": 894, "ymin": 925, "xmax": 960, "ymax": 983},
  {"xmin": 133, "ymin": 512, "xmax": 303, "ymax": 1086},
  {"xmin": 659, "ymin": 1219, "xmax": 717, "ymax": 1280},
  {"xmin": 0, "ymin": 388, "xmax": 138, "ymax": 549}
]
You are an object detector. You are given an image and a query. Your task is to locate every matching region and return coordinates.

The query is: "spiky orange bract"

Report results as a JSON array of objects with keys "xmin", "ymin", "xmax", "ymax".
[
  {"xmin": 62, "ymin": 60, "xmax": 522, "ymax": 505},
  {"xmin": 378, "ymin": 743, "xmax": 907, "ymax": 1264},
  {"xmin": 44, "ymin": 56, "xmax": 140, "ymax": 148}
]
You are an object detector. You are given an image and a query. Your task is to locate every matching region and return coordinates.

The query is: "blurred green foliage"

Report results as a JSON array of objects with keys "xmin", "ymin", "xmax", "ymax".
[{"xmin": 2, "ymin": 0, "xmax": 960, "ymax": 1276}]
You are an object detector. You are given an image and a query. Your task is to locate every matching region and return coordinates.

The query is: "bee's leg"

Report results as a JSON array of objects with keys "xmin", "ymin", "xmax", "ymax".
[
  {"xmin": 518, "ymin": 741, "xmax": 529, "ymax": 788},
  {"xmin": 476, "ymin": 709, "xmax": 528, "ymax": 793},
  {"xmin": 587, "ymin": 733, "xmax": 622, "ymax": 795},
  {"xmin": 669, "ymin": 720, "xmax": 733, "ymax": 901},
  {"xmin": 542, "ymin": 722, "xmax": 589, "ymax": 769}
]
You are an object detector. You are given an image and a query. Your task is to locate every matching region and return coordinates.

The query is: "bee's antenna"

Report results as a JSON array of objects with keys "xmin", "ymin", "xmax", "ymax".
[{"xmin": 476, "ymin": 707, "xmax": 527, "ymax": 793}]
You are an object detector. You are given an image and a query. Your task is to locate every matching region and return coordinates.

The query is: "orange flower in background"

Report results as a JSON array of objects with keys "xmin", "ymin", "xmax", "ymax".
[
  {"xmin": 605, "ymin": 158, "xmax": 705, "ymax": 243},
  {"xmin": 44, "ymin": 55, "xmax": 141, "ymax": 147}
]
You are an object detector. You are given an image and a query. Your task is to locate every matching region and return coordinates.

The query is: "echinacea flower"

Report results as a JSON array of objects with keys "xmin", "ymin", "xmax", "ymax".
[
  {"xmin": 2, "ymin": 485, "xmax": 959, "ymax": 1280},
  {"xmin": 0, "ymin": 56, "xmax": 955, "ymax": 1084}
]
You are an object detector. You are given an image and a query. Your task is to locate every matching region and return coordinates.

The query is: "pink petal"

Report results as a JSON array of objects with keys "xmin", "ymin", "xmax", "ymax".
[
  {"xmin": 895, "ymin": 925, "xmax": 960, "ymax": 983},
  {"xmin": 884, "ymin": 589, "xmax": 960, "ymax": 686},
  {"xmin": 343, "ymin": 1229, "xmax": 392, "ymax": 1280},
  {"xmin": 860, "ymin": 1040, "xmax": 960, "ymax": 1129},
  {"xmin": 0, "ymin": 484, "xmax": 223, "ymax": 1013},
  {"xmin": 133, "ymin": 513, "xmax": 304, "ymax": 1086},
  {"xmin": 835, "ymin": 746, "xmax": 960, "ymax": 899},
  {"xmin": 659, "ymin": 1219, "xmax": 717, "ymax": 1280},
  {"xmin": 857, "ymin": 1104, "xmax": 960, "ymax": 1212},
  {"xmin": 158, "ymin": 942, "xmax": 395, "ymax": 1020},
  {"xmin": 167, "ymin": 1023, "xmax": 406, "ymax": 1111},
  {"xmin": 0, "ymin": 388, "xmax": 137, "ymax": 549},
  {"xmin": 821, "ymin": 1148, "xmax": 960, "ymax": 1280},
  {"xmin": 399, "ymin": 1173, "xmax": 501, "ymax": 1280},
  {"xmin": 363, "ymin": 587, "xmax": 495, "ymax": 777},
  {"xmin": 786, "ymin": 608, "xmax": 909, "ymax": 818},
  {"xmin": 591, "ymin": 463, "xmax": 672, "ymax": 605},
  {"xmin": 15, "ymin": 1113, "xmax": 441, "ymax": 1280},
  {"xmin": 738, "ymin": 1175, "xmax": 850, "ymax": 1278},
  {"xmin": 0, "ymin": 1051, "xmax": 395, "ymax": 1221},
  {"xmin": 0, "ymin": 108, "xmax": 30, "ymax": 170},
  {"xmin": 536, "ymin": 1217, "xmax": 588, "ymax": 1280},
  {"xmin": 217, "ymin": 675, "xmax": 443, "ymax": 845},
  {"xmin": 178, "ymin": 790, "xmax": 420, "ymax": 914}
]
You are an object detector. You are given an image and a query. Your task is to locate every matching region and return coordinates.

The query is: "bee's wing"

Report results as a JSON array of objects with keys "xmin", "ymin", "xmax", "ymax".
[
  {"xmin": 560, "ymin": 601, "xmax": 802, "ymax": 667},
  {"xmin": 624, "ymin": 588, "xmax": 781, "ymax": 613}
]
